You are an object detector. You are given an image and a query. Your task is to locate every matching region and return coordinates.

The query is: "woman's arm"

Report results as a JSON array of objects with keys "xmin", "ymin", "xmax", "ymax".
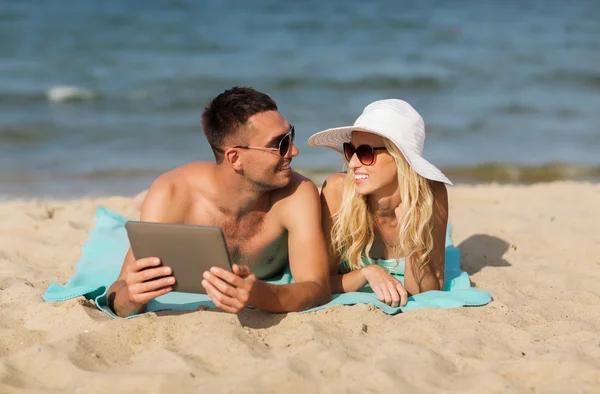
[
  {"xmin": 404, "ymin": 181, "xmax": 449, "ymax": 295},
  {"xmin": 320, "ymin": 173, "xmax": 346, "ymax": 275},
  {"xmin": 320, "ymin": 173, "xmax": 410, "ymax": 306},
  {"xmin": 331, "ymin": 268, "xmax": 368, "ymax": 293},
  {"xmin": 320, "ymin": 173, "xmax": 370, "ymax": 293}
]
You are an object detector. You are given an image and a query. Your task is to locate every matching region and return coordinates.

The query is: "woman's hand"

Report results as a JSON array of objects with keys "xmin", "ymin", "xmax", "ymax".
[{"xmin": 361, "ymin": 264, "xmax": 408, "ymax": 307}]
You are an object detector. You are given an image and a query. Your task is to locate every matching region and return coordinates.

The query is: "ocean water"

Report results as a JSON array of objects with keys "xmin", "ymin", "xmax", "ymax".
[{"xmin": 1, "ymin": 0, "xmax": 599, "ymax": 198}]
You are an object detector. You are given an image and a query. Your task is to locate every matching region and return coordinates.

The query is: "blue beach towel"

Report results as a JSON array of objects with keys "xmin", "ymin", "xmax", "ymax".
[{"xmin": 43, "ymin": 207, "xmax": 492, "ymax": 318}]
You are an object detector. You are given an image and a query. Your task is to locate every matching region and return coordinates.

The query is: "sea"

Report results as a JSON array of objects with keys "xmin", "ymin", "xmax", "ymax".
[{"xmin": 1, "ymin": 0, "xmax": 599, "ymax": 199}]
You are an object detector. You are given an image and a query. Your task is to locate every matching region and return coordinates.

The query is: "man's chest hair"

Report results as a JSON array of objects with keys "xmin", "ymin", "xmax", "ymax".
[
  {"xmin": 219, "ymin": 211, "xmax": 267, "ymax": 242},
  {"xmin": 217, "ymin": 212, "xmax": 287, "ymax": 266},
  {"xmin": 189, "ymin": 201, "xmax": 285, "ymax": 254}
]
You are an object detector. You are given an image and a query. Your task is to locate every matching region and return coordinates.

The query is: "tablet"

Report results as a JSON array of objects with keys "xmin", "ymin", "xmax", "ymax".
[{"xmin": 125, "ymin": 220, "xmax": 233, "ymax": 294}]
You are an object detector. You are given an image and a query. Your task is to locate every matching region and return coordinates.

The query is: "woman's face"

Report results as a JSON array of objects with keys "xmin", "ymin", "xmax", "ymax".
[{"xmin": 347, "ymin": 131, "xmax": 398, "ymax": 196}]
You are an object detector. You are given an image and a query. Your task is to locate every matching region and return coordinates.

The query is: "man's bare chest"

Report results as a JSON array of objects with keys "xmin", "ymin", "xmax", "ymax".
[{"xmin": 185, "ymin": 210, "xmax": 288, "ymax": 275}]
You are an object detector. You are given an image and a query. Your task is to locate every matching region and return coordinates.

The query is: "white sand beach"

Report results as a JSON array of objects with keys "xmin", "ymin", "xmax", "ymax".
[{"xmin": 1, "ymin": 182, "xmax": 599, "ymax": 393}]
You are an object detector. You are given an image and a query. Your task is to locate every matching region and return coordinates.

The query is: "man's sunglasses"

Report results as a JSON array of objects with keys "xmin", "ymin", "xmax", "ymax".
[
  {"xmin": 343, "ymin": 142, "xmax": 387, "ymax": 166},
  {"xmin": 235, "ymin": 125, "xmax": 295, "ymax": 157}
]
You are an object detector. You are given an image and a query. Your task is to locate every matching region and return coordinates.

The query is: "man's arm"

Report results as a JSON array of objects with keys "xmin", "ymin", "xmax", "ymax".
[
  {"xmin": 107, "ymin": 177, "xmax": 185, "ymax": 317},
  {"xmin": 249, "ymin": 178, "xmax": 331, "ymax": 312}
]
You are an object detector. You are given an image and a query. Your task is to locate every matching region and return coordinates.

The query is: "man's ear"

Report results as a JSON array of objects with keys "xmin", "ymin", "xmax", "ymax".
[{"xmin": 224, "ymin": 148, "xmax": 243, "ymax": 171}]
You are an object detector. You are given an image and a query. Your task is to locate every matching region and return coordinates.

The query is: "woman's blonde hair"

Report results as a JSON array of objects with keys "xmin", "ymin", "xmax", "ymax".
[{"xmin": 331, "ymin": 138, "xmax": 435, "ymax": 287}]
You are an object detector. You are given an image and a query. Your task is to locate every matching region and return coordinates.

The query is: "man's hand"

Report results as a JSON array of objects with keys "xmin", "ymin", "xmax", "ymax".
[
  {"xmin": 361, "ymin": 264, "xmax": 408, "ymax": 307},
  {"xmin": 111, "ymin": 257, "xmax": 175, "ymax": 317},
  {"xmin": 201, "ymin": 264, "xmax": 257, "ymax": 314}
]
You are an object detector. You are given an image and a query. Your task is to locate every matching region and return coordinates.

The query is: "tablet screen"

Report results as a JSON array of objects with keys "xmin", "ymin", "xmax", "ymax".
[{"xmin": 125, "ymin": 221, "xmax": 233, "ymax": 294}]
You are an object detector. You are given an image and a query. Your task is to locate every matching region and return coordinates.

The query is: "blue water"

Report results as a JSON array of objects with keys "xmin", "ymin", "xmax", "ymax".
[{"xmin": 1, "ymin": 0, "xmax": 600, "ymax": 198}]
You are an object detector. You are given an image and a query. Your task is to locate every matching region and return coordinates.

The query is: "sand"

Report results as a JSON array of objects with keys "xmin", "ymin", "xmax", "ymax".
[{"xmin": 1, "ymin": 182, "xmax": 599, "ymax": 393}]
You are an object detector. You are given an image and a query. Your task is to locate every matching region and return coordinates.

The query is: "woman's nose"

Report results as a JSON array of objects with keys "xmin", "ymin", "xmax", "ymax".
[{"xmin": 347, "ymin": 153, "xmax": 362, "ymax": 170}]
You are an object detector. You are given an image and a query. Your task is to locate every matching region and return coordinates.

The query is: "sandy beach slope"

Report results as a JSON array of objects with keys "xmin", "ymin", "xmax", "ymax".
[{"xmin": 1, "ymin": 182, "xmax": 599, "ymax": 393}]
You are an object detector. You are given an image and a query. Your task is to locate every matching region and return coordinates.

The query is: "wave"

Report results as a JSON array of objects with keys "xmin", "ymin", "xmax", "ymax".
[
  {"xmin": 499, "ymin": 104, "xmax": 539, "ymax": 115},
  {"xmin": 535, "ymin": 70, "xmax": 600, "ymax": 90},
  {"xmin": 282, "ymin": 18, "xmax": 426, "ymax": 32},
  {"xmin": 0, "ymin": 11, "xmax": 24, "ymax": 22},
  {"xmin": 61, "ymin": 169, "xmax": 165, "ymax": 180},
  {"xmin": 1, "ymin": 164, "xmax": 599, "ymax": 190},
  {"xmin": 144, "ymin": 74, "xmax": 443, "ymax": 112},
  {"xmin": 297, "ymin": 163, "xmax": 600, "ymax": 184},
  {"xmin": 0, "ymin": 125, "xmax": 62, "ymax": 144},
  {"xmin": 0, "ymin": 169, "xmax": 164, "ymax": 183},
  {"xmin": 0, "ymin": 91, "xmax": 47, "ymax": 106},
  {"xmin": 0, "ymin": 86, "xmax": 100, "ymax": 106},
  {"xmin": 443, "ymin": 163, "xmax": 600, "ymax": 183},
  {"xmin": 46, "ymin": 86, "xmax": 99, "ymax": 103},
  {"xmin": 268, "ymin": 75, "xmax": 443, "ymax": 91},
  {"xmin": 0, "ymin": 74, "xmax": 442, "ymax": 110}
]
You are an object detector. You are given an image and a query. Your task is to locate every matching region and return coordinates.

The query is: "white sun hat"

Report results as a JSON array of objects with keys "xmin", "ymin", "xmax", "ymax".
[{"xmin": 308, "ymin": 99, "xmax": 453, "ymax": 186}]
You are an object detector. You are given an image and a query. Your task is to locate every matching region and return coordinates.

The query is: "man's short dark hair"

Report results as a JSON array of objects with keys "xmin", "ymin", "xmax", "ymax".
[{"xmin": 202, "ymin": 87, "xmax": 278, "ymax": 162}]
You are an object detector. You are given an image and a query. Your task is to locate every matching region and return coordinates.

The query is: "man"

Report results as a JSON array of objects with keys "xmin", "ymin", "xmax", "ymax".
[{"xmin": 107, "ymin": 87, "xmax": 331, "ymax": 317}]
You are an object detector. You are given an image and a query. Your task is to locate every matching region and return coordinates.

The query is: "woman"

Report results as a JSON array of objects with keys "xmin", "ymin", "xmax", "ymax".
[{"xmin": 308, "ymin": 99, "xmax": 453, "ymax": 308}]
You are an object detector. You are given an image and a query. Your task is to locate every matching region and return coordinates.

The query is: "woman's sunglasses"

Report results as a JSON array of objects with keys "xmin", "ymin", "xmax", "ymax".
[
  {"xmin": 235, "ymin": 125, "xmax": 295, "ymax": 157},
  {"xmin": 343, "ymin": 142, "xmax": 386, "ymax": 166}
]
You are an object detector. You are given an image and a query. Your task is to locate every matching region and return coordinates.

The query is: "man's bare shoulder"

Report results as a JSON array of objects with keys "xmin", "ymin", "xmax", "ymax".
[
  {"xmin": 273, "ymin": 171, "xmax": 320, "ymax": 202},
  {"xmin": 271, "ymin": 171, "xmax": 322, "ymax": 232},
  {"xmin": 151, "ymin": 161, "xmax": 215, "ymax": 191},
  {"xmin": 140, "ymin": 161, "xmax": 215, "ymax": 221},
  {"xmin": 159, "ymin": 161, "xmax": 214, "ymax": 182}
]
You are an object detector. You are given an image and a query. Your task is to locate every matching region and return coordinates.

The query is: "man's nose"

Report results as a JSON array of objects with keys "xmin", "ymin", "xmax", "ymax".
[{"xmin": 287, "ymin": 141, "xmax": 299, "ymax": 158}]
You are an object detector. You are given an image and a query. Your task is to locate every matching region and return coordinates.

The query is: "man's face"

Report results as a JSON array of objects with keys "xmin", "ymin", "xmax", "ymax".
[{"xmin": 239, "ymin": 110, "xmax": 298, "ymax": 190}]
